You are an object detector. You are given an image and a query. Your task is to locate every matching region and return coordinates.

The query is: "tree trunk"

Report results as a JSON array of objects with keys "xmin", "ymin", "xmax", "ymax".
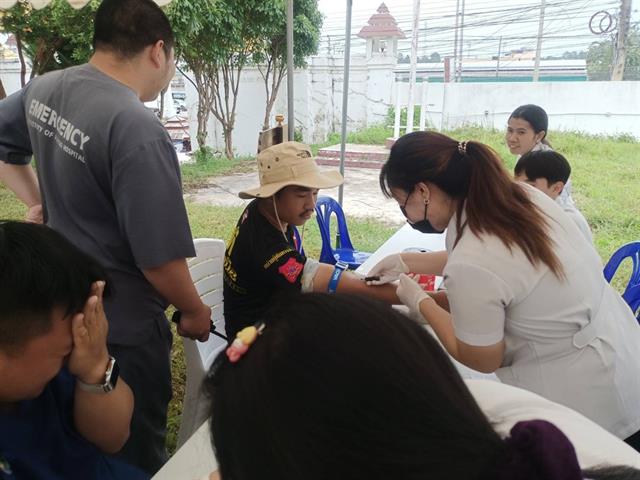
[
  {"xmin": 223, "ymin": 126, "xmax": 234, "ymax": 159},
  {"xmin": 16, "ymin": 33, "xmax": 27, "ymax": 87},
  {"xmin": 196, "ymin": 97, "xmax": 209, "ymax": 148},
  {"xmin": 0, "ymin": 79, "xmax": 6, "ymax": 100}
]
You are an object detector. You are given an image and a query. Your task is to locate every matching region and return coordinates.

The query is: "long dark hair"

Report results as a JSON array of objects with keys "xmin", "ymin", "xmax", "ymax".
[
  {"xmin": 205, "ymin": 294, "xmax": 639, "ymax": 480},
  {"xmin": 380, "ymin": 131, "xmax": 563, "ymax": 277},
  {"xmin": 207, "ymin": 294, "xmax": 507, "ymax": 480}
]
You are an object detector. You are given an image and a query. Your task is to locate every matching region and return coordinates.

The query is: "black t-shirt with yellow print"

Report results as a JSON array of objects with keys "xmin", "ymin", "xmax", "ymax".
[{"xmin": 223, "ymin": 199, "xmax": 306, "ymax": 339}]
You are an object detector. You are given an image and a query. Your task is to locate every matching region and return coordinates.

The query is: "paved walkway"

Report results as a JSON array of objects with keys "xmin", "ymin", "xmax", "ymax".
[{"xmin": 185, "ymin": 166, "xmax": 406, "ymax": 226}]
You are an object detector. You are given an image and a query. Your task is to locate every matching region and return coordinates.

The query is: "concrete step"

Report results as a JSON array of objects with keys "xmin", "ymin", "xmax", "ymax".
[{"xmin": 316, "ymin": 143, "xmax": 390, "ymax": 170}]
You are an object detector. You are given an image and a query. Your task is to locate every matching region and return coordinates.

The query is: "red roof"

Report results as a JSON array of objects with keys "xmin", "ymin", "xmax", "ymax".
[{"xmin": 357, "ymin": 3, "xmax": 405, "ymax": 39}]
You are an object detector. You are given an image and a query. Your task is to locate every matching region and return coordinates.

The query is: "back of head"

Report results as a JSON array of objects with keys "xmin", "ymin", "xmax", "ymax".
[
  {"xmin": 509, "ymin": 104, "xmax": 549, "ymax": 136},
  {"xmin": 514, "ymin": 150, "xmax": 571, "ymax": 184},
  {"xmin": 207, "ymin": 293, "xmax": 504, "ymax": 480},
  {"xmin": 380, "ymin": 131, "xmax": 563, "ymax": 277},
  {"xmin": 0, "ymin": 221, "xmax": 108, "ymax": 352},
  {"xmin": 93, "ymin": 0, "xmax": 174, "ymax": 58}
]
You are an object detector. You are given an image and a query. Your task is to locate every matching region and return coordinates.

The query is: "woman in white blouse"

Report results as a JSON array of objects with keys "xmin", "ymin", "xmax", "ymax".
[{"xmin": 369, "ymin": 130, "xmax": 640, "ymax": 450}]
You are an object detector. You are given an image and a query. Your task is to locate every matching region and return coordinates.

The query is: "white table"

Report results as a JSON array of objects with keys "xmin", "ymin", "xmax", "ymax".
[
  {"xmin": 152, "ymin": 421, "xmax": 217, "ymax": 480},
  {"xmin": 357, "ymin": 223, "xmax": 446, "ymax": 275}
]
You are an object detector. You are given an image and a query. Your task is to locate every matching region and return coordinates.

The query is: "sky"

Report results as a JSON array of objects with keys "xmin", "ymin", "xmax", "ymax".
[{"xmin": 316, "ymin": 0, "xmax": 640, "ymax": 59}]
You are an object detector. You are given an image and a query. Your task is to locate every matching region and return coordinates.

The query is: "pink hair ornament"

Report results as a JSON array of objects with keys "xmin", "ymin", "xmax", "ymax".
[{"xmin": 226, "ymin": 322, "xmax": 266, "ymax": 363}]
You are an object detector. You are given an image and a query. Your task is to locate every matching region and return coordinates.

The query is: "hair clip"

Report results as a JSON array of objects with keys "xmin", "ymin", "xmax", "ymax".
[
  {"xmin": 458, "ymin": 141, "xmax": 468, "ymax": 155},
  {"xmin": 226, "ymin": 322, "xmax": 266, "ymax": 363}
]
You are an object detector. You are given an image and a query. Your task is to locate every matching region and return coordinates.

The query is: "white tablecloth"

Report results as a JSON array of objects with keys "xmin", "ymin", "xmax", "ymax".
[
  {"xmin": 152, "ymin": 421, "xmax": 217, "ymax": 480},
  {"xmin": 357, "ymin": 223, "xmax": 446, "ymax": 275}
]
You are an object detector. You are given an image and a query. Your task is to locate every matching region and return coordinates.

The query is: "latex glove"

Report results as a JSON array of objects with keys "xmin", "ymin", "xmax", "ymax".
[
  {"xmin": 365, "ymin": 253, "xmax": 409, "ymax": 285},
  {"xmin": 397, "ymin": 274, "xmax": 433, "ymax": 320}
]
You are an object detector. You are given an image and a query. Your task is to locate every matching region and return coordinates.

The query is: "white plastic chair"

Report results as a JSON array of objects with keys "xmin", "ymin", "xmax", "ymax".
[{"xmin": 176, "ymin": 238, "xmax": 227, "ymax": 448}]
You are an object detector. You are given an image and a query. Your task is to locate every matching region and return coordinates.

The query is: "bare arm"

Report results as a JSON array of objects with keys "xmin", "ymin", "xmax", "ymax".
[
  {"xmin": 74, "ymin": 371, "xmax": 134, "ymax": 454},
  {"xmin": 0, "ymin": 161, "xmax": 42, "ymax": 222},
  {"xmin": 417, "ymin": 298, "xmax": 504, "ymax": 373},
  {"xmin": 428, "ymin": 290, "xmax": 450, "ymax": 312},
  {"xmin": 312, "ymin": 263, "xmax": 400, "ymax": 304},
  {"xmin": 401, "ymin": 250, "xmax": 448, "ymax": 276},
  {"xmin": 70, "ymin": 282, "xmax": 134, "ymax": 453},
  {"xmin": 143, "ymin": 258, "xmax": 211, "ymax": 341}
]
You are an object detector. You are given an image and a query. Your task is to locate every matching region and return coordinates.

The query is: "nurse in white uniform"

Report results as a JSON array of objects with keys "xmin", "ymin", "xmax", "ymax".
[{"xmin": 369, "ymin": 130, "xmax": 640, "ymax": 449}]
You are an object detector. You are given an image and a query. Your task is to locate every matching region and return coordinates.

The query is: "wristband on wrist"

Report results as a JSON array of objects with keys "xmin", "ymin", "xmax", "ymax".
[{"xmin": 327, "ymin": 261, "xmax": 349, "ymax": 293}]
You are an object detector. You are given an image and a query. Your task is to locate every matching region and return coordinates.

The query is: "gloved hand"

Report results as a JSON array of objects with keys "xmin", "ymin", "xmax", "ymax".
[
  {"xmin": 397, "ymin": 274, "xmax": 433, "ymax": 320},
  {"xmin": 365, "ymin": 253, "xmax": 409, "ymax": 285}
]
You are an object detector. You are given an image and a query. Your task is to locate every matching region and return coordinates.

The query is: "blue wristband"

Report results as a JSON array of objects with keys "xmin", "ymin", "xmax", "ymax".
[{"xmin": 327, "ymin": 261, "xmax": 349, "ymax": 293}]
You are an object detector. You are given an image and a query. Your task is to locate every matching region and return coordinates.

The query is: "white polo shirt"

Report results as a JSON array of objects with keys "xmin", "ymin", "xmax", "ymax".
[{"xmin": 443, "ymin": 184, "xmax": 640, "ymax": 439}]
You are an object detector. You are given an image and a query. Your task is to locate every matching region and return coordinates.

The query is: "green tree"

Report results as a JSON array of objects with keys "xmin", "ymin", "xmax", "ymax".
[
  {"xmin": 587, "ymin": 26, "xmax": 640, "ymax": 81},
  {"xmin": 168, "ymin": 0, "xmax": 281, "ymax": 158},
  {"xmin": 252, "ymin": 0, "xmax": 322, "ymax": 131},
  {"xmin": 1, "ymin": 0, "xmax": 98, "ymax": 85}
]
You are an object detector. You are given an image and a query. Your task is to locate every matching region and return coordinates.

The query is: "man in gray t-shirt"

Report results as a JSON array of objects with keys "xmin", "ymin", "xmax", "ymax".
[{"xmin": 0, "ymin": 0, "xmax": 211, "ymax": 474}]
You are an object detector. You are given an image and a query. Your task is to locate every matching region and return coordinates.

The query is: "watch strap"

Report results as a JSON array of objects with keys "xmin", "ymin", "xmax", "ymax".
[{"xmin": 76, "ymin": 356, "xmax": 119, "ymax": 394}]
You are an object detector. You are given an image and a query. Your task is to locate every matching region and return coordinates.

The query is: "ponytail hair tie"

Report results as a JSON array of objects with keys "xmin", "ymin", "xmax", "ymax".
[
  {"xmin": 226, "ymin": 322, "xmax": 266, "ymax": 363},
  {"xmin": 495, "ymin": 420, "xmax": 582, "ymax": 480},
  {"xmin": 458, "ymin": 141, "xmax": 468, "ymax": 155}
]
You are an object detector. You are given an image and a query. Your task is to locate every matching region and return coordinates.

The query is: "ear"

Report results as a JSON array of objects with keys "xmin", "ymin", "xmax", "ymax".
[
  {"xmin": 148, "ymin": 40, "xmax": 166, "ymax": 68},
  {"xmin": 534, "ymin": 130, "xmax": 546, "ymax": 143},
  {"xmin": 416, "ymin": 182, "xmax": 430, "ymax": 202},
  {"xmin": 550, "ymin": 181, "xmax": 565, "ymax": 196}
]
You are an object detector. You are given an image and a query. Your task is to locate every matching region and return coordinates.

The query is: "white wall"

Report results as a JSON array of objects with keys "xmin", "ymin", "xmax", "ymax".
[
  {"xmin": 395, "ymin": 81, "xmax": 640, "ymax": 139},
  {"xmin": 0, "ymin": 61, "xmax": 30, "ymax": 96},
  {"xmin": 185, "ymin": 65, "xmax": 640, "ymax": 156}
]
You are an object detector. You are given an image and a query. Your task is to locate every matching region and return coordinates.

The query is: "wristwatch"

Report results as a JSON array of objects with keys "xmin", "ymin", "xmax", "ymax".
[
  {"xmin": 327, "ymin": 260, "xmax": 350, "ymax": 293},
  {"xmin": 76, "ymin": 356, "xmax": 120, "ymax": 394}
]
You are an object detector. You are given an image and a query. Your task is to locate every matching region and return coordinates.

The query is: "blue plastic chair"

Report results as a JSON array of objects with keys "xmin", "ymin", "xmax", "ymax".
[
  {"xmin": 623, "ymin": 285, "xmax": 640, "ymax": 321},
  {"xmin": 315, "ymin": 196, "xmax": 371, "ymax": 269},
  {"xmin": 603, "ymin": 241, "xmax": 640, "ymax": 320}
]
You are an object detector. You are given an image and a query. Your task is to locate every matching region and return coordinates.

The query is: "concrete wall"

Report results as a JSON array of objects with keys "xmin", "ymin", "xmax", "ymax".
[
  {"xmin": 186, "ymin": 54, "xmax": 397, "ymax": 156},
  {"xmin": 405, "ymin": 81, "xmax": 640, "ymax": 138},
  {"xmin": 187, "ymin": 54, "xmax": 640, "ymax": 157},
  {"xmin": 0, "ymin": 61, "xmax": 29, "ymax": 95}
]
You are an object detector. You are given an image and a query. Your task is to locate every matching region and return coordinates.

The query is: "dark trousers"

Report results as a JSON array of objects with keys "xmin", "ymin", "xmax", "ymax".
[
  {"xmin": 108, "ymin": 314, "xmax": 173, "ymax": 475},
  {"xmin": 625, "ymin": 429, "xmax": 640, "ymax": 453}
]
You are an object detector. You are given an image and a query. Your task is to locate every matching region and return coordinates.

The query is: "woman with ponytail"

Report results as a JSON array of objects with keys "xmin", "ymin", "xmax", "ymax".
[
  {"xmin": 206, "ymin": 295, "xmax": 640, "ymax": 480},
  {"xmin": 369, "ymin": 131, "xmax": 640, "ymax": 449}
]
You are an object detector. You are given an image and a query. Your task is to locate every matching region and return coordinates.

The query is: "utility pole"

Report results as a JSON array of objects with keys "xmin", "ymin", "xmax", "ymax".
[
  {"xmin": 337, "ymin": 0, "xmax": 353, "ymax": 208},
  {"xmin": 457, "ymin": 0, "xmax": 466, "ymax": 82},
  {"xmin": 423, "ymin": 20, "xmax": 428, "ymax": 58},
  {"xmin": 532, "ymin": 0, "xmax": 546, "ymax": 82},
  {"xmin": 406, "ymin": 0, "xmax": 421, "ymax": 133},
  {"xmin": 611, "ymin": 0, "xmax": 632, "ymax": 80},
  {"xmin": 286, "ymin": 0, "xmax": 294, "ymax": 139},
  {"xmin": 453, "ymin": 0, "xmax": 460, "ymax": 82},
  {"xmin": 496, "ymin": 36, "xmax": 503, "ymax": 77}
]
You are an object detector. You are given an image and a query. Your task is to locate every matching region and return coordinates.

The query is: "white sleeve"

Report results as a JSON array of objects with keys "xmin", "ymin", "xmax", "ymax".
[{"xmin": 443, "ymin": 262, "xmax": 514, "ymax": 346}]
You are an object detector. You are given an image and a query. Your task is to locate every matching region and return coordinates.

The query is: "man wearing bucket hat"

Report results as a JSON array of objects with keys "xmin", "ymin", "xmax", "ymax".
[{"xmin": 223, "ymin": 141, "xmax": 399, "ymax": 338}]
